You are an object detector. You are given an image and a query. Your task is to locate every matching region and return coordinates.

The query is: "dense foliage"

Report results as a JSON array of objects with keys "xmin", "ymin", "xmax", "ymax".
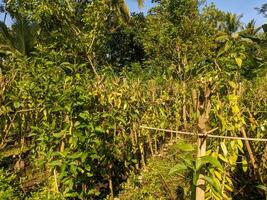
[{"xmin": 0, "ymin": 0, "xmax": 266, "ymax": 199}]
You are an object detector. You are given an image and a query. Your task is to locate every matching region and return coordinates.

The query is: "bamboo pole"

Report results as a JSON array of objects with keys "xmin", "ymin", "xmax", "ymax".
[
  {"xmin": 147, "ymin": 133, "xmax": 154, "ymax": 155},
  {"xmin": 139, "ymin": 126, "xmax": 267, "ymax": 142}
]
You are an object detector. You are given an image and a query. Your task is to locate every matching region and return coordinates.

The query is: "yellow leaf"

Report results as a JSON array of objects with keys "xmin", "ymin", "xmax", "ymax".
[
  {"xmin": 237, "ymin": 139, "xmax": 244, "ymax": 153},
  {"xmin": 225, "ymin": 184, "xmax": 233, "ymax": 192},
  {"xmin": 242, "ymin": 158, "xmax": 248, "ymax": 172},
  {"xmin": 235, "ymin": 57, "xmax": 242, "ymax": 67},
  {"xmin": 228, "ymin": 81, "xmax": 237, "ymax": 89},
  {"xmin": 229, "ymin": 155, "xmax": 238, "ymax": 165},
  {"xmin": 214, "ymin": 170, "xmax": 222, "ymax": 181},
  {"xmin": 220, "ymin": 142, "xmax": 228, "ymax": 156},
  {"xmin": 123, "ymin": 103, "xmax": 127, "ymax": 110},
  {"xmin": 226, "ymin": 176, "xmax": 233, "ymax": 185},
  {"xmin": 232, "ymin": 105, "xmax": 240, "ymax": 115},
  {"xmin": 218, "ymin": 154, "xmax": 228, "ymax": 163}
]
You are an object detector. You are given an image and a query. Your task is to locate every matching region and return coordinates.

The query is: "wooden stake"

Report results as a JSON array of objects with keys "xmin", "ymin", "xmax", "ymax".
[
  {"xmin": 147, "ymin": 133, "xmax": 154, "ymax": 155},
  {"xmin": 196, "ymin": 135, "xmax": 206, "ymax": 200},
  {"xmin": 183, "ymin": 82, "xmax": 187, "ymax": 129},
  {"xmin": 53, "ymin": 168, "xmax": 59, "ymax": 193},
  {"xmin": 109, "ymin": 177, "xmax": 114, "ymax": 200},
  {"xmin": 154, "ymin": 138, "xmax": 158, "ymax": 154},
  {"xmin": 241, "ymin": 127, "xmax": 262, "ymax": 182},
  {"xmin": 140, "ymin": 143, "xmax": 146, "ymax": 167},
  {"xmin": 196, "ymin": 84, "xmax": 210, "ymax": 200}
]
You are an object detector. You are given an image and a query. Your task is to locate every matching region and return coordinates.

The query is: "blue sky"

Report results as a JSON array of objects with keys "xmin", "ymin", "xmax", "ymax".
[
  {"xmin": 1, "ymin": 1, "xmax": 266, "ymax": 26},
  {"xmin": 126, "ymin": 0, "xmax": 266, "ymax": 26}
]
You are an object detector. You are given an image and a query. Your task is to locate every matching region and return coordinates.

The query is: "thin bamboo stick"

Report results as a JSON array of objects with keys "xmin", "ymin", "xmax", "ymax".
[{"xmin": 140, "ymin": 126, "xmax": 267, "ymax": 142}]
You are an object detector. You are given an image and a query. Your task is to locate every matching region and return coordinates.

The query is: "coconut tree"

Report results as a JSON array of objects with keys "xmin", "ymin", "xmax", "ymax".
[
  {"xmin": 256, "ymin": 3, "xmax": 267, "ymax": 18},
  {"xmin": 242, "ymin": 19, "xmax": 262, "ymax": 36},
  {"xmin": 0, "ymin": 13, "xmax": 38, "ymax": 56},
  {"xmin": 223, "ymin": 13, "xmax": 243, "ymax": 34},
  {"xmin": 0, "ymin": 0, "xmax": 38, "ymax": 56},
  {"xmin": 111, "ymin": 0, "xmax": 144, "ymax": 21}
]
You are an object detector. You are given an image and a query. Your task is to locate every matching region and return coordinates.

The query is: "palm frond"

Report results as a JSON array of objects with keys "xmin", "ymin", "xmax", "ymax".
[
  {"xmin": 112, "ymin": 0, "xmax": 144, "ymax": 22},
  {"xmin": 136, "ymin": 0, "xmax": 144, "ymax": 8},
  {"xmin": 0, "ymin": 44, "xmax": 14, "ymax": 55},
  {"xmin": 119, "ymin": 0, "xmax": 131, "ymax": 21},
  {"xmin": 262, "ymin": 24, "xmax": 267, "ymax": 33},
  {"xmin": 0, "ymin": 21, "xmax": 14, "ymax": 46},
  {"xmin": 0, "ymin": 13, "xmax": 37, "ymax": 56}
]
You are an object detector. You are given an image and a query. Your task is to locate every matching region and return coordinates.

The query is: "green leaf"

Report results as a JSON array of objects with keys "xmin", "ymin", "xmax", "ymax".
[
  {"xmin": 53, "ymin": 130, "xmax": 65, "ymax": 138},
  {"xmin": 70, "ymin": 165, "xmax": 77, "ymax": 175},
  {"xmin": 68, "ymin": 152, "xmax": 82, "ymax": 159},
  {"xmin": 217, "ymin": 40, "xmax": 232, "ymax": 57},
  {"xmin": 95, "ymin": 126, "xmax": 105, "ymax": 133},
  {"xmin": 228, "ymin": 81, "xmax": 237, "ymax": 89},
  {"xmin": 177, "ymin": 142, "xmax": 195, "ymax": 152},
  {"xmin": 218, "ymin": 154, "xmax": 228, "ymax": 163},
  {"xmin": 203, "ymin": 176, "xmax": 221, "ymax": 194},
  {"xmin": 81, "ymin": 153, "xmax": 88, "ymax": 163},
  {"xmin": 159, "ymin": 108, "xmax": 167, "ymax": 118},
  {"xmin": 0, "ymin": 146, "xmax": 31, "ymax": 159},
  {"xmin": 79, "ymin": 111, "xmax": 90, "ymax": 120},
  {"xmin": 196, "ymin": 156, "xmax": 223, "ymax": 171},
  {"xmin": 242, "ymin": 158, "xmax": 248, "ymax": 172},
  {"xmin": 14, "ymin": 101, "xmax": 21, "ymax": 109},
  {"xmin": 256, "ymin": 185, "xmax": 267, "ymax": 192},
  {"xmin": 49, "ymin": 160, "xmax": 62, "ymax": 167},
  {"xmin": 181, "ymin": 155, "xmax": 195, "ymax": 170},
  {"xmin": 169, "ymin": 163, "xmax": 187, "ymax": 175},
  {"xmin": 116, "ymin": 116, "xmax": 127, "ymax": 125},
  {"xmin": 85, "ymin": 165, "xmax": 91, "ymax": 172},
  {"xmin": 65, "ymin": 192, "xmax": 79, "ymax": 198},
  {"xmin": 215, "ymin": 34, "xmax": 229, "ymax": 42}
]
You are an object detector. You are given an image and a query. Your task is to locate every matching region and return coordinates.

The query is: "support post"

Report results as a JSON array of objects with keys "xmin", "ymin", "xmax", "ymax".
[
  {"xmin": 196, "ymin": 135, "xmax": 206, "ymax": 200},
  {"xmin": 195, "ymin": 83, "xmax": 210, "ymax": 200}
]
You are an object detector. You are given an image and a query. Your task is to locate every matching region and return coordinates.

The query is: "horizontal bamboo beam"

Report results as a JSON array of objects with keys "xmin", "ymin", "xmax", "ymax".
[{"xmin": 140, "ymin": 126, "xmax": 267, "ymax": 142}]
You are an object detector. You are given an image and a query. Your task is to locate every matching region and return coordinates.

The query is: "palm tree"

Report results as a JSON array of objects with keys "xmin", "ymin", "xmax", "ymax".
[
  {"xmin": 240, "ymin": 19, "xmax": 262, "ymax": 36},
  {"xmin": 111, "ymin": 0, "xmax": 144, "ymax": 21},
  {"xmin": 256, "ymin": 3, "xmax": 267, "ymax": 18},
  {"xmin": 0, "ymin": 13, "xmax": 38, "ymax": 56},
  {"xmin": 223, "ymin": 13, "xmax": 243, "ymax": 34}
]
